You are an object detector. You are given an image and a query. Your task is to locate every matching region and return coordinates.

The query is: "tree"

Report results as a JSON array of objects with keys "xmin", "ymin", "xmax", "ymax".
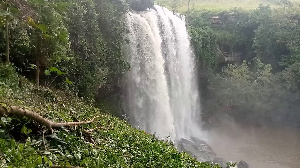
[
  {"xmin": 2, "ymin": 0, "xmax": 129, "ymax": 98},
  {"xmin": 26, "ymin": 0, "xmax": 70, "ymax": 88},
  {"xmin": 253, "ymin": 5, "xmax": 300, "ymax": 71},
  {"xmin": 5, "ymin": 0, "xmax": 9, "ymax": 63},
  {"xmin": 0, "ymin": 0, "xmax": 11, "ymax": 63}
]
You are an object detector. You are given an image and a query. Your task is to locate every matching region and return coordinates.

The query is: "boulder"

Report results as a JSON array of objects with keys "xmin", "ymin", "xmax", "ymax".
[
  {"xmin": 177, "ymin": 137, "xmax": 249, "ymax": 168},
  {"xmin": 177, "ymin": 137, "xmax": 216, "ymax": 162},
  {"xmin": 237, "ymin": 160, "xmax": 249, "ymax": 168},
  {"xmin": 177, "ymin": 137, "xmax": 232, "ymax": 167}
]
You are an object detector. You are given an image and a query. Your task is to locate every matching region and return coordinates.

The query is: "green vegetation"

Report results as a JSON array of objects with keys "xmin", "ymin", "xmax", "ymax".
[
  {"xmin": 0, "ymin": 64, "xmax": 224, "ymax": 167},
  {"xmin": 0, "ymin": 0, "xmax": 130, "ymax": 99},
  {"xmin": 186, "ymin": 2, "xmax": 300, "ymax": 127},
  {"xmin": 3, "ymin": 0, "xmax": 300, "ymax": 166},
  {"xmin": 0, "ymin": 0, "xmax": 227, "ymax": 167}
]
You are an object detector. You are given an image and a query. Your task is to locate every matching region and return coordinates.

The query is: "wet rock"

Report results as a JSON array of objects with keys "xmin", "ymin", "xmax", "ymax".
[
  {"xmin": 237, "ymin": 160, "xmax": 249, "ymax": 168},
  {"xmin": 177, "ymin": 137, "xmax": 216, "ymax": 162},
  {"xmin": 213, "ymin": 157, "xmax": 229, "ymax": 168},
  {"xmin": 177, "ymin": 137, "xmax": 232, "ymax": 167}
]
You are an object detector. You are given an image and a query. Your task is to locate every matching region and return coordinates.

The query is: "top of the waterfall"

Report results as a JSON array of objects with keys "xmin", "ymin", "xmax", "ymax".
[
  {"xmin": 128, "ymin": 5, "xmax": 186, "ymax": 22},
  {"xmin": 153, "ymin": 5, "xmax": 186, "ymax": 21}
]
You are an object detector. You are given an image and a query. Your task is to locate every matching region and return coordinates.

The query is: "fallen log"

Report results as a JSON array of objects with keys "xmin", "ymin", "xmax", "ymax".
[{"xmin": 0, "ymin": 106, "xmax": 97, "ymax": 133}]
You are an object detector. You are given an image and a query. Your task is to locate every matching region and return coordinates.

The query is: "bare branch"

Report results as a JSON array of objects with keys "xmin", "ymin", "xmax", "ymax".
[{"xmin": 0, "ymin": 106, "xmax": 97, "ymax": 133}]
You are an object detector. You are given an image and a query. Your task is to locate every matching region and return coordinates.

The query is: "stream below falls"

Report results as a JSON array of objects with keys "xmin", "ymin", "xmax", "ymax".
[{"xmin": 207, "ymin": 122, "xmax": 300, "ymax": 168}]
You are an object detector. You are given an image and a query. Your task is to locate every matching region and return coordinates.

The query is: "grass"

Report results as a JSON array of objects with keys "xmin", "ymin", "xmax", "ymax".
[{"xmin": 0, "ymin": 63, "xmax": 223, "ymax": 167}]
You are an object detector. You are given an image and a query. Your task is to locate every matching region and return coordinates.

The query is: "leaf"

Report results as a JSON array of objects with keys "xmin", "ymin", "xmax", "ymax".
[
  {"xmin": 10, "ymin": 7, "xmax": 20, "ymax": 15},
  {"xmin": 65, "ymin": 78, "xmax": 73, "ymax": 85},
  {"xmin": 49, "ymin": 67, "xmax": 66, "ymax": 75},
  {"xmin": 21, "ymin": 125, "xmax": 28, "ymax": 135},
  {"xmin": 49, "ymin": 67, "xmax": 59, "ymax": 72},
  {"xmin": 43, "ymin": 33, "xmax": 51, "ymax": 39},
  {"xmin": 19, "ymin": 144, "xmax": 24, "ymax": 151},
  {"xmin": 44, "ymin": 70, "xmax": 51, "ymax": 75},
  {"xmin": 57, "ymin": 70, "xmax": 66, "ymax": 75},
  {"xmin": 38, "ymin": 156, "xmax": 42, "ymax": 164},
  {"xmin": 36, "ymin": 23, "xmax": 48, "ymax": 34},
  {"xmin": 27, "ymin": 16, "xmax": 36, "ymax": 27},
  {"xmin": 44, "ymin": 151, "xmax": 51, "ymax": 155},
  {"xmin": 30, "ymin": 64, "xmax": 37, "ymax": 69},
  {"xmin": 1, "ymin": 117, "xmax": 11, "ymax": 124}
]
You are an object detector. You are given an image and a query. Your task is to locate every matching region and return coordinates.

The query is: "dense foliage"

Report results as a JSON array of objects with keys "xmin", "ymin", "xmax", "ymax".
[
  {"xmin": 0, "ymin": 0, "xmax": 226, "ymax": 167},
  {"xmin": 0, "ymin": 0, "xmax": 132, "ymax": 99},
  {"xmin": 0, "ymin": 64, "xmax": 224, "ymax": 167},
  {"xmin": 186, "ymin": 3, "xmax": 300, "ymax": 127}
]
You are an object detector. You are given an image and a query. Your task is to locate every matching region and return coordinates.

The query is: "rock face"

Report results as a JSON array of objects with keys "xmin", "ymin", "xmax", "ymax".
[
  {"xmin": 129, "ymin": 0, "xmax": 154, "ymax": 11},
  {"xmin": 177, "ymin": 137, "xmax": 229, "ymax": 167}
]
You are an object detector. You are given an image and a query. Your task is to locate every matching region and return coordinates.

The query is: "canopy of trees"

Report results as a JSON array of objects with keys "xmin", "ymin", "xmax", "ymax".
[{"xmin": 0, "ymin": 0, "xmax": 148, "ymax": 99}]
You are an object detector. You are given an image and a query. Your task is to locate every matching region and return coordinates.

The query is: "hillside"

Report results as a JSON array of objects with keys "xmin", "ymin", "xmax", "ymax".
[
  {"xmin": 0, "ymin": 0, "xmax": 229, "ymax": 166},
  {"xmin": 0, "ymin": 64, "xmax": 226, "ymax": 167}
]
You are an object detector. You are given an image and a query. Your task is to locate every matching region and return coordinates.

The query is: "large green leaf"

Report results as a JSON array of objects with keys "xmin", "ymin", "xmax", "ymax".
[{"xmin": 49, "ymin": 67, "xmax": 66, "ymax": 75}]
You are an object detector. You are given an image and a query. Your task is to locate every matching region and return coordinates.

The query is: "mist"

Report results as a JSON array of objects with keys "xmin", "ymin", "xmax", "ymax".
[{"xmin": 206, "ymin": 114, "xmax": 300, "ymax": 168}]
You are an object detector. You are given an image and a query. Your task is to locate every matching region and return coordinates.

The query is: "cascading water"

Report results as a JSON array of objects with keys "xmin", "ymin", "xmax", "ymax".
[{"xmin": 122, "ymin": 5, "xmax": 202, "ymax": 142}]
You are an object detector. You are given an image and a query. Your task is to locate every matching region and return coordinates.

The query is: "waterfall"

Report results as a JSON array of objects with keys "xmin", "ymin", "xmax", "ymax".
[{"xmin": 122, "ymin": 5, "xmax": 202, "ymax": 141}]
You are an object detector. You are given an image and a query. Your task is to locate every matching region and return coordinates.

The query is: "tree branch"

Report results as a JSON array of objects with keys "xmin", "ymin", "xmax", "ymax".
[{"xmin": 0, "ymin": 106, "xmax": 97, "ymax": 133}]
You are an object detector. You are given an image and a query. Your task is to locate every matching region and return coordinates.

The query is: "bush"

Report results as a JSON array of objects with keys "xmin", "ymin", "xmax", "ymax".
[{"xmin": 0, "ymin": 64, "xmax": 19, "ymax": 95}]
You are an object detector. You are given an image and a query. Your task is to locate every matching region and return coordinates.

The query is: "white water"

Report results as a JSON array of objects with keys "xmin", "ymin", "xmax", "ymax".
[{"xmin": 122, "ymin": 6, "xmax": 202, "ymax": 141}]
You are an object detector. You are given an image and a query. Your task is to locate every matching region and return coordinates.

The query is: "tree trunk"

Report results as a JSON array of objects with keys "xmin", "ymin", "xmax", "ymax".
[
  {"xmin": 36, "ymin": 58, "xmax": 40, "ymax": 87},
  {"xmin": 35, "ymin": 36, "xmax": 41, "ymax": 88},
  {"xmin": 186, "ymin": 0, "xmax": 191, "ymax": 25},
  {"xmin": 5, "ymin": 0, "xmax": 9, "ymax": 63}
]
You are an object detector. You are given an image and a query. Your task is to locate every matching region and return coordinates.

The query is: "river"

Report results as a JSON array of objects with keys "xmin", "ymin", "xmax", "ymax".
[{"xmin": 206, "ymin": 121, "xmax": 300, "ymax": 168}]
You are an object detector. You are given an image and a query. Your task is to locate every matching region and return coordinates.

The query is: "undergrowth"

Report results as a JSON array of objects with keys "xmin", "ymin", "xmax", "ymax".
[{"xmin": 0, "ymin": 64, "xmax": 222, "ymax": 167}]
